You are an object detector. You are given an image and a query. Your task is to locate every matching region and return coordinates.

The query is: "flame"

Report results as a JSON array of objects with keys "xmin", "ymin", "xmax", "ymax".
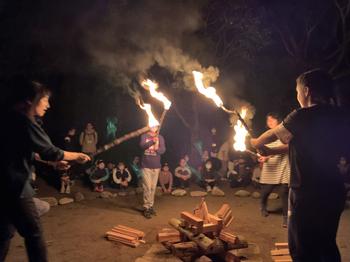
[
  {"xmin": 233, "ymin": 108, "xmax": 248, "ymax": 151},
  {"xmin": 192, "ymin": 71, "xmax": 223, "ymax": 108},
  {"xmin": 139, "ymin": 103, "xmax": 160, "ymax": 128},
  {"xmin": 141, "ymin": 79, "xmax": 172, "ymax": 110}
]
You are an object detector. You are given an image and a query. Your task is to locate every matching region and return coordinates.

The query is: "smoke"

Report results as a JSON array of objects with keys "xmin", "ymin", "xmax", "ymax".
[{"xmin": 84, "ymin": 0, "xmax": 219, "ymax": 97}]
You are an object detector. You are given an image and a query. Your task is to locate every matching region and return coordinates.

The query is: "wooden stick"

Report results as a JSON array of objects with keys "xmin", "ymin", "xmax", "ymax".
[
  {"xmin": 156, "ymin": 109, "xmax": 168, "ymax": 136},
  {"xmin": 93, "ymin": 126, "xmax": 150, "ymax": 157}
]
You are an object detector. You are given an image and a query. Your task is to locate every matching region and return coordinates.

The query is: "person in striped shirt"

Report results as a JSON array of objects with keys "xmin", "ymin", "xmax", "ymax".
[{"xmin": 258, "ymin": 112, "xmax": 290, "ymax": 227}]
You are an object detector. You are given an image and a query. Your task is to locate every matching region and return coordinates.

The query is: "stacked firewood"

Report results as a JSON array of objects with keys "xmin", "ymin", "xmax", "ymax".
[
  {"xmin": 157, "ymin": 198, "xmax": 248, "ymax": 261},
  {"xmin": 106, "ymin": 225, "xmax": 145, "ymax": 247},
  {"xmin": 271, "ymin": 242, "xmax": 291, "ymax": 262}
]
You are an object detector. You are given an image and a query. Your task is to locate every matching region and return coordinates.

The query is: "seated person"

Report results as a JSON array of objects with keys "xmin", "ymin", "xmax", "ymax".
[
  {"xmin": 175, "ymin": 158, "xmax": 192, "ymax": 189},
  {"xmin": 228, "ymin": 158, "xmax": 252, "ymax": 188},
  {"xmin": 201, "ymin": 159, "xmax": 220, "ymax": 192},
  {"xmin": 159, "ymin": 163, "xmax": 173, "ymax": 193},
  {"xmin": 87, "ymin": 160, "xmax": 110, "ymax": 192},
  {"xmin": 112, "ymin": 162, "xmax": 132, "ymax": 191}
]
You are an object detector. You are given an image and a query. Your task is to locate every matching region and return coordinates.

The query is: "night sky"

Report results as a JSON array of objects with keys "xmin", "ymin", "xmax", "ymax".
[{"xmin": 1, "ymin": 0, "xmax": 349, "ymax": 166}]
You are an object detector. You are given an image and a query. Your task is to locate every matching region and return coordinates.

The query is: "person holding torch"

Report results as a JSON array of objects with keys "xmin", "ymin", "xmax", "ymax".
[
  {"xmin": 139, "ymin": 124, "xmax": 166, "ymax": 219},
  {"xmin": 0, "ymin": 77, "xmax": 90, "ymax": 262},
  {"xmin": 250, "ymin": 69, "xmax": 348, "ymax": 262}
]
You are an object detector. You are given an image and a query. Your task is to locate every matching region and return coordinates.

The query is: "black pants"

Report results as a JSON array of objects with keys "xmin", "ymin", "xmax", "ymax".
[
  {"xmin": 288, "ymin": 188, "xmax": 345, "ymax": 262},
  {"xmin": 0, "ymin": 197, "xmax": 47, "ymax": 262},
  {"xmin": 178, "ymin": 178, "xmax": 190, "ymax": 188},
  {"xmin": 260, "ymin": 183, "xmax": 289, "ymax": 217}
]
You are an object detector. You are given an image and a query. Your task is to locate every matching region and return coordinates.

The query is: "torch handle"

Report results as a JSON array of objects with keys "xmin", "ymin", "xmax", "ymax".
[
  {"xmin": 156, "ymin": 109, "xmax": 168, "ymax": 136},
  {"xmin": 221, "ymin": 106, "xmax": 253, "ymax": 137},
  {"xmin": 92, "ymin": 126, "xmax": 150, "ymax": 157}
]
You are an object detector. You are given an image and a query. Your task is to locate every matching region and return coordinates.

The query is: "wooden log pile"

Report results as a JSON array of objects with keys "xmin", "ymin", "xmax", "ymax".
[
  {"xmin": 157, "ymin": 199, "xmax": 248, "ymax": 261},
  {"xmin": 271, "ymin": 242, "xmax": 291, "ymax": 262},
  {"xmin": 106, "ymin": 225, "xmax": 145, "ymax": 248}
]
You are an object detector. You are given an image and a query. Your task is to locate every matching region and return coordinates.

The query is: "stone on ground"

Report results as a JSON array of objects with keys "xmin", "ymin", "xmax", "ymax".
[
  {"xmin": 58, "ymin": 197, "xmax": 74, "ymax": 205},
  {"xmin": 211, "ymin": 187, "xmax": 225, "ymax": 197},
  {"xmin": 171, "ymin": 189, "xmax": 187, "ymax": 197},
  {"xmin": 235, "ymin": 190, "xmax": 251, "ymax": 197},
  {"xmin": 40, "ymin": 197, "xmax": 58, "ymax": 207},
  {"xmin": 100, "ymin": 191, "xmax": 115, "ymax": 199}
]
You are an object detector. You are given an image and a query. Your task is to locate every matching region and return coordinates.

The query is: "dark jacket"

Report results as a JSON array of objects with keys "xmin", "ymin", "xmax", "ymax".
[{"xmin": 1, "ymin": 110, "xmax": 64, "ymax": 199}]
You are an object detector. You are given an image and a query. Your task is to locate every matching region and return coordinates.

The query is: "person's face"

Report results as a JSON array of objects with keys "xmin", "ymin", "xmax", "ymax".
[
  {"xmin": 133, "ymin": 157, "xmax": 140, "ymax": 164},
  {"xmin": 211, "ymin": 128, "xmax": 216, "ymax": 135},
  {"xmin": 266, "ymin": 116, "xmax": 279, "ymax": 129},
  {"xmin": 98, "ymin": 162, "xmax": 105, "ymax": 169},
  {"xmin": 68, "ymin": 129, "xmax": 76, "ymax": 136},
  {"xmin": 205, "ymin": 161, "xmax": 212, "ymax": 170},
  {"xmin": 107, "ymin": 163, "xmax": 115, "ymax": 170},
  {"xmin": 296, "ymin": 83, "xmax": 309, "ymax": 108},
  {"xmin": 179, "ymin": 159, "xmax": 186, "ymax": 167},
  {"xmin": 34, "ymin": 95, "xmax": 50, "ymax": 117},
  {"xmin": 86, "ymin": 123, "xmax": 93, "ymax": 130},
  {"xmin": 163, "ymin": 166, "xmax": 169, "ymax": 172},
  {"xmin": 118, "ymin": 163, "xmax": 125, "ymax": 170}
]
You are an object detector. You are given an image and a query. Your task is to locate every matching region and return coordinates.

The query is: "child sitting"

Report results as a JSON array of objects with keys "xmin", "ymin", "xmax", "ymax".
[
  {"xmin": 159, "ymin": 163, "xmax": 173, "ymax": 193},
  {"xmin": 175, "ymin": 158, "xmax": 192, "ymax": 189},
  {"xmin": 88, "ymin": 160, "xmax": 110, "ymax": 192},
  {"xmin": 201, "ymin": 159, "xmax": 220, "ymax": 192},
  {"xmin": 112, "ymin": 162, "xmax": 132, "ymax": 192}
]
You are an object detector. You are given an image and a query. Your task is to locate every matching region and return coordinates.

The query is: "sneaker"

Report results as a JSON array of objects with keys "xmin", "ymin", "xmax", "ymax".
[
  {"xmin": 149, "ymin": 207, "xmax": 157, "ymax": 216},
  {"xmin": 143, "ymin": 209, "xmax": 152, "ymax": 219},
  {"xmin": 261, "ymin": 209, "xmax": 269, "ymax": 217},
  {"xmin": 65, "ymin": 185, "xmax": 71, "ymax": 194}
]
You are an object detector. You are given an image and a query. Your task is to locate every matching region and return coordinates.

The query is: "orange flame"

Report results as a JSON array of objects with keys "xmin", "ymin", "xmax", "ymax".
[
  {"xmin": 141, "ymin": 79, "xmax": 172, "ymax": 110},
  {"xmin": 192, "ymin": 71, "xmax": 223, "ymax": 108},
  {"xmin": 139, "ymin": 103, "xmax": 160, "ymax": 128},
  {"xmin": 233, "ymin": 108, "xmax": 248, "ymax": 151}
]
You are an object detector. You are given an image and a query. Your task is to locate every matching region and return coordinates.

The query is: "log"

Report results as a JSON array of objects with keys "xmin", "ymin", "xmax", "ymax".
[
  {"xmin": 106, "ymin": 231, "xmax": 137, "ymax": 242},
  {"xmin": 219, "ymin": 230, "xmax": 238, "ymax": 245},
  {"xmin": 157, "ymin": 231, "xmax": 181, "ymax": 243},
  {"xmin": 170, "ymin": 241, "xmax": 198, "ymax": 261},
  {"xmin": 111, "ymin": 228, "xmax": 140, "ymax": 240},
  {"xmin": 275, "ymin": 243, "xmax": 289, "ymax": 249},
  {"xmin": 115, "ymin": 225, "xmax": 145, "ymax": 238},
  {"xmin": 181, "ymin": 211, "xmax": 204, "ymax": 233},
  {"xmin": 272, "ymin": 255, "xmax": 292, "ymax": 262},
  {"xmin": 202, "ymin": 223, "xmax": 219, "ymax": 233},
  {"xmin": 106, "ymin": 236, "xmax": 139, "ymax": 247},
  {"xmin": 169, "ymin": 218, "xmax": 214, "ymax": 252},
  {"xmin": 207, "ymin": 213, "xmax": 223, "ymax": 232},
  {"xmin": 271, "ymin": 249, "xmax": 290, "ymax": 256},
  {"xmin": 215, "ymin": 204, "xmax": 231, "ymax": 218},
  {"xmin": 93, "ymin": 126, "xmax": 150, "ymax": 157}
]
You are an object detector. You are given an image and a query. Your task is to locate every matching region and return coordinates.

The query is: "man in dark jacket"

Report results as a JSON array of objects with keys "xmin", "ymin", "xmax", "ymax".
[
  {"xmin": 0, "ymin": 77, "xmax": 90, "ymax": 262},
  {"xmin": 139, "ymin": 125, "xmax": 165, "ymax": 219}
]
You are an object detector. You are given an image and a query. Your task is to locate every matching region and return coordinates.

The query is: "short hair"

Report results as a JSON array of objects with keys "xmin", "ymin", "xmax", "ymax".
[
  {"xmin": 266, "ymin": 112, "xmax": 282, "ymax": 123},
  {"xmin": 296, "ymin": 69, "xmax": 334, "ymax": 103},
  {"xmin": 6, "ymin": 76, "xmax": 51, "ymax": 105}
]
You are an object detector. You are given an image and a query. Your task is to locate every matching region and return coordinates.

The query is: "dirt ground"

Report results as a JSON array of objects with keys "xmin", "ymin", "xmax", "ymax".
[{"xmin": 6, "ymin": 179, "xmax": 350, "ymax": 262}]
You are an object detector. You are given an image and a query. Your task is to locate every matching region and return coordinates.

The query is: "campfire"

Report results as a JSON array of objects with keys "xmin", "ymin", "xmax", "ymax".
[{"xmin": 157, "ymin": 198, "xmax": 248, "ymax": 261}]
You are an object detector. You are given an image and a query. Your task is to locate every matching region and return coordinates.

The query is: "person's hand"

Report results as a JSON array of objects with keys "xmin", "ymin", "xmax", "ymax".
[
  {"xmin": 54, "ymin": 161, "xmax": 71, "ymax": 171},
  {"xmin": 258, "ymin": 156, "xmax": 268, "ymax": 163},
  {"xmin": 34, "ymin": 153, "xmax": 41, "ymax": 161},
  {"xmin": 76, "ymin": 153, "xmax": 91, "ymax": 164}
]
